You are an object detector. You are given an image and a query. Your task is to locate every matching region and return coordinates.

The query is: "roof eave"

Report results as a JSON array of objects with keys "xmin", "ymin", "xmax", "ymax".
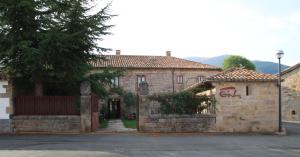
[
  {"xmin": 207, "ymin": 79, "xmax": 278, "ymax": 82},
  {"xmin": 93, "ymin": 66, "xmax": 221, "ymax": 70}
]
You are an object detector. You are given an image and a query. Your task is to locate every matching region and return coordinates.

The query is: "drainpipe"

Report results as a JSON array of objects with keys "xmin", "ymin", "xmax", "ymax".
[{"xmin": 172, "ymin": 69, "xmax": 175, "ymax": 94}]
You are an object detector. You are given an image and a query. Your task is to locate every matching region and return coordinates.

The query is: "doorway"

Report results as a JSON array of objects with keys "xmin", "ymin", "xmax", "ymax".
[{"xmin": 108, "ymin": 99, "xmax": 121, "ymax": 119}]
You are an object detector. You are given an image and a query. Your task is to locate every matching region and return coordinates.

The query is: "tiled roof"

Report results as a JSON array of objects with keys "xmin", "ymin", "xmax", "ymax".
[
  {"xmin": 207, "ymin": 67, "xmax": 277, "ymax": 82},
  {"xmin": 282, "ymin": 63, "xmax": 300, "ymax": 75},
  {"xmin": 91, "ymin": 55, "xmax": 220, "ymax": 70}
]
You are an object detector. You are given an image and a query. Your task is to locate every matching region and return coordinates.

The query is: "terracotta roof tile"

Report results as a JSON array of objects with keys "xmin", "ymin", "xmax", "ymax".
[
  {"xmin": 207, "ymin": 67, "xmax": 277, "ymax": 82},
  {"xmin": 92, "ymin": 55, "xmax": 220, "ymax": 70}
]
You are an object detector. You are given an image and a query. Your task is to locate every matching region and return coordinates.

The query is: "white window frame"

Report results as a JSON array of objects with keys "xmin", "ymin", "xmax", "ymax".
[
  {"xmin": 111, "ymin": 76, "xmax": 119, "ymax": 88},
  {"xmin": 137, "ymin": 75, "xmax": 146, "ymax": 88},
  {"xmin": 177, "ymin": 75, "xmax": 183, "ymax": 84}
]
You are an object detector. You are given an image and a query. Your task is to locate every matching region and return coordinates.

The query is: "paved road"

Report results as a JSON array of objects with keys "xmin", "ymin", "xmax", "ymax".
[{"xmin": 0, "ymin": 122, "xmax": 299, "ymax": 157}]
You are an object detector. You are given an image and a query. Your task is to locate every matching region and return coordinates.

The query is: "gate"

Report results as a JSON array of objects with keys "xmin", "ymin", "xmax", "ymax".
[{"xmin": 91, "ymin": 94, "xmax": 99, "ymax": 131}]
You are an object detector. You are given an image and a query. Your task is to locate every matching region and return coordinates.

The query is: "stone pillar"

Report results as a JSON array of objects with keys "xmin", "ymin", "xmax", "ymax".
[
  {"xmin": 80, "ymin": 81, "xmax": 91, "ymax": 132},
  {"xmin": 137, "ymin": 82, "xmax": 149, "ymax": 132}
]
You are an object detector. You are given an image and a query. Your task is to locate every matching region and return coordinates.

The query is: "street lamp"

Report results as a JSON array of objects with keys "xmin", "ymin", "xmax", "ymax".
[{"xmin": 276, "ymin": 50, "xmax": 284, "ymax": 132}]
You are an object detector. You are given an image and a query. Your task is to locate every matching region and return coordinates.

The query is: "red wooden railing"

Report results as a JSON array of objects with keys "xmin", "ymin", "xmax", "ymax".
[{"xmin": 14, "ymin": 96, "xmax": 80, "ymax": 115}]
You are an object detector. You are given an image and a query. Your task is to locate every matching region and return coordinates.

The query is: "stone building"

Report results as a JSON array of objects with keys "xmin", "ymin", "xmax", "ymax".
[
  {"xmin": 137, "ymin": 68, "xmax": 280, "ymax": 133},
  {"xmin": 207, "ymin": 68, "xmax": 279, "ymax": 133},
  {"xmin": 282, "ymin": 63, "xmax": 300, "ymax": 121},
  {"xmin": 92, "ymin": 50, "xmax": 221, "ymax": 118}
]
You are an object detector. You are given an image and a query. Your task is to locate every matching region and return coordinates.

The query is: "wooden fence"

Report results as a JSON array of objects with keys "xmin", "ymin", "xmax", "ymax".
[{"xmin": 14, "ymin": 96, "xmax": 80, "ymax": 115}]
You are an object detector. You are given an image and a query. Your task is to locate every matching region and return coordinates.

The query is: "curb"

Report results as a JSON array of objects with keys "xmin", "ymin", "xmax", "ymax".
[
  {"xmin": 275, "ymin": 127, "xmax": 287, "ymax": 136},
  {"xmin": 283, "ymin": 121, "xmax": 300, "ymax": 124}
]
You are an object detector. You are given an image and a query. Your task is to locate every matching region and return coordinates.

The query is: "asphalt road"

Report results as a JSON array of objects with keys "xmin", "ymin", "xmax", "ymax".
[{"xmin": 0, "ymin": 122, "xmax": 299, "ymax": 157}]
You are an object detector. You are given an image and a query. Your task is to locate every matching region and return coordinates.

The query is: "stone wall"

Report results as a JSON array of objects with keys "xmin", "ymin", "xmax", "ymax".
[
  {"xmin": 139, "ymin": 114, "xmax": 216, "ymax": 132},
  {"xmin": 11, "ymin": 82, "xmax": 92, "ymax": 133},
  {"xmin": 118, "ymin": 68, "xmax": 219, "ymax": 94},
  {"xmin": 282, "ymin": 67, "xmax": 300, "ymax": 121},
  {"xmin": 138, "ymin": 95, "xmax": 216, "ymax": 133},
  {"xmin": 94, "ymin": 68, "xmax": 219, "ymax": 117},
  {"xmin": 12, "ymin": 116, "xmax": 81, "ymax": 133},
  {"xmin": 214, "ymin": 82, "xmax": 278, "ymax": 133}
]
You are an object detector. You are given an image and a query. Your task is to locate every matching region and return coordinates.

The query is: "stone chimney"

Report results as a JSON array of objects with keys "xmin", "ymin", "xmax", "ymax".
[
  {"xmin": 166, "ymin": 51, "xmax": 171, "ymax": 57},
  {"xmin": 116, "ymin": 50, "xmax": 121, "ymax": 55}
]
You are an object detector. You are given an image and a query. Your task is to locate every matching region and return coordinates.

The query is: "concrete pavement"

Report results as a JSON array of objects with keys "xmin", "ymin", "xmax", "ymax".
[{"xmin": 0, "ymin": 122, "xmax": 299, "ymax": 157}]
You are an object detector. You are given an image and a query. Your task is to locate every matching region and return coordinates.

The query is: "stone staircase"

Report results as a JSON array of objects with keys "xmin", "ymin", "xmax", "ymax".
[{"xmin": 97, "ymin": 119, "xmax": 136, "ymax": 133}]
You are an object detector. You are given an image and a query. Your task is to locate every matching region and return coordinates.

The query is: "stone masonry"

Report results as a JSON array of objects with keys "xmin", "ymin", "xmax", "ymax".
[
  {"xmin": 94, "ymin": 68, "xmax": 219, "ymax": 117},
  {"xmin": 12, "ymin": 116, "xmax": 81, "ymax": 133},
  {"xmin": 214, "ymin": 82, "xmax": 278, "ymax": 133},
  {"xmin": 138, "ymin": 82, "xmax": 216, "ymax": 133},
  {"xmin": 11, "ymin": 82, "xmax": 92, "ymax": 133},
  {"xmin": 282, "ymin": 65, "xmax": 300, "ymax": 121},
  {"xmin": 80, "ymin": 81, "xmax": 92, "ymax": 132},
  {"xmin": 117, "ymin": 68, "xmax": 219, "ymax": 95}
]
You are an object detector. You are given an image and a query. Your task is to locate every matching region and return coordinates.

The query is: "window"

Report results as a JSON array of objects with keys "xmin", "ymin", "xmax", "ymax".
[
  {"xmin": 177, "ymin": 75, "xmax": 183, "ymax": 84},
  {"xmin": 111, "ymin": 77, "xmax": 119, "ymax": 88},
  {"xmin": 246, "ymin": 85, "xmax": 249, "ymax": 96},
  {"xmin": 197, "ymin": 76, "xmax": 205, "ymax": 83},
  {"xmin": 137, "ymin": 75, "xmax": 146, "ymax": 88}
]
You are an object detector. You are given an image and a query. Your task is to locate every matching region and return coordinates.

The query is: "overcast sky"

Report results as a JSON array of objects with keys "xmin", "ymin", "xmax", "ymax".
[{"xmin": 97, "ymin": 0, "xmax": 300, "ymax": 66}]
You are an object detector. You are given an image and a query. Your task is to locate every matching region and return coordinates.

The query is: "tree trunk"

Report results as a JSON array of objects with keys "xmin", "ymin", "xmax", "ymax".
[{"xmin": 34, "ymin": 80, "xmax": 43, "ymax": 96}]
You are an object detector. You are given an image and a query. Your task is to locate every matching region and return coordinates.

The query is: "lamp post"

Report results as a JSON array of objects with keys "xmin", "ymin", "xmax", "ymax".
[{"xmin": 276, "ymin": 50, "xmax": 284, "ymax": 132}]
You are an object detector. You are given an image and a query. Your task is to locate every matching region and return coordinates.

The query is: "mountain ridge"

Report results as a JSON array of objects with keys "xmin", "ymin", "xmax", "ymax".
[{"xmin": 185, "ymin": 55, "xmax": 289, "ymax": 74}]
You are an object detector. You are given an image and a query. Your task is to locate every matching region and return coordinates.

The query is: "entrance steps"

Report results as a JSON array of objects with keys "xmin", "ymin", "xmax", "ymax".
[{"xmin": 97, "ymin": 119, "xmax": 136, "ymax": 133}]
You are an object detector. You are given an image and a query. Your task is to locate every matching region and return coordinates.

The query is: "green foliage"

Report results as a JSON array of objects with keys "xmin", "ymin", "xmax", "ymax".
[
  {"xmin": 99, "ymin": 119, "xmax": 108, "ymax": 128},
  {"xmin": 100, "ymin": 105, "xmax": 109, "ymax": 119},
  {"xmin": 223, "ymin": 55, "xmax": 256, "ymax": 70},
  {"xmin": 121, "ymin": 119, "xmax": 136, "ymax": 129},
  {"xmin": 107, "ymin": 86, "xmax": 137, "ymax": 108},
  {"xmin": 0, "ymin": 0, "xmax": 114, "ymax": 95},
  {"xmin": 149, "ymin": 91, "xmax": 210, "ymax": 115},
  {"xmin": 122, "ymin": 91, "xmax": 137, "ymax": 108},
  {"xmin": 88, "ymin": 67, "xmax": 124, "ymax": 98}
]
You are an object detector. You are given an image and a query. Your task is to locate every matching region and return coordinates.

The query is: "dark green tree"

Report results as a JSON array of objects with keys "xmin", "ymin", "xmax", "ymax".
[
  {"xmin": 223, "ymin": 55, "xmax": 256, "ymax": 70},
  {"xmin": 0, "ymin": 0, "xmax": 116, "ymax": 96}
]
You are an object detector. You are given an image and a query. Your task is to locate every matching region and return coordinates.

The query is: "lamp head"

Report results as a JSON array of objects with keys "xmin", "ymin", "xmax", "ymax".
[{"xmin": 276, "ymin": 50, "xmax": 284, "ymax": 59}]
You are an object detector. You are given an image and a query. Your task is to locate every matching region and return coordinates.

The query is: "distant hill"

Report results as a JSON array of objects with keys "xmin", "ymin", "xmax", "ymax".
[
  {"xmin": 185, "ymin": 55, "xmax": 289, "ymax": 74},
  {"xmin": 186, "ymin": 55, "xmax": 229, "ymax": 67},
  {"xmin": 252, "ymin": 60, "xmax": 289, "ymax": 74}
]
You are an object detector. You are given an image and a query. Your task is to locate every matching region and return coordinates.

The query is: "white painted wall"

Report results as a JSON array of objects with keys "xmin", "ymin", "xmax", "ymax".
[
  {"xmin": 0, "ymin": 98, "xmax": 9, "ymax": 119},
  {"xmin": 0, "ymin": 81, "xmax": 9, "ymax": 119}
]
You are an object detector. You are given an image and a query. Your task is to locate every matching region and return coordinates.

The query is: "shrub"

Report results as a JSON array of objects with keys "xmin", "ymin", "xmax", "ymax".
[{"xmin": 149, "ymin": 91, "xmax": 210, "ymax": 115}]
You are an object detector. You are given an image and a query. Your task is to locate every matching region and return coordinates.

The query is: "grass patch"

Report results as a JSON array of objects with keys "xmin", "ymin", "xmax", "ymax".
[
  {"xmin": 99, "ymin": 119, "xmax": 108, "ymax": 128},
  {"xmin": 122, "ymin": 119, "xmax": 137, "ymax": 129}
]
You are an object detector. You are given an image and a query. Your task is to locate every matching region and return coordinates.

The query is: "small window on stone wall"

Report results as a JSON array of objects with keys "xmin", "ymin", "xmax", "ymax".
[
  {"xmin": 246, "ymin": 86, "xmax": 249, "ymax": 96},
  {"xmin": 177, "ymin": 75, "xmax": 183, "ymax": 84},
  {"xmin": 292, "ymin": 110, "xmax": 297, "ymax": 115}
]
